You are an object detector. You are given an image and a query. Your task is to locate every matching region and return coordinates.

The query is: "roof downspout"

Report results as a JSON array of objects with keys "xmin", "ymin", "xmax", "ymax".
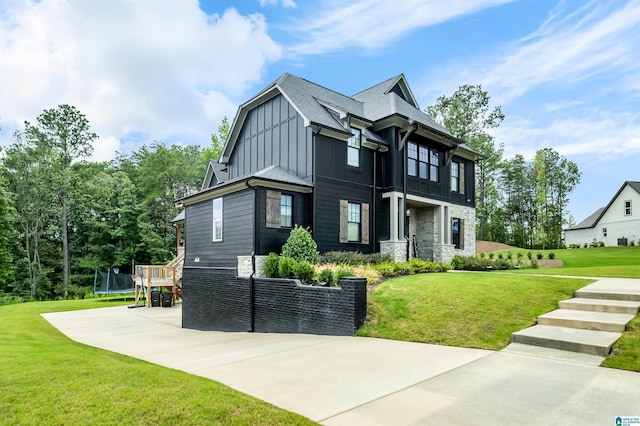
[
  {"xmin": 312, "ymin": 125, "xmax": 322, "ymax": 238},
  {"xmin": 245, "ymin": 181, "xmax": 258, "ymax": 332}
]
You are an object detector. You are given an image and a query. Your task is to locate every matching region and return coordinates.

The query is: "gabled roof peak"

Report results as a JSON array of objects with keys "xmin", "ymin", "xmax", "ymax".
[{"xmin": 352, "ymin": 73, "xmax": 418, "ymax": 108}]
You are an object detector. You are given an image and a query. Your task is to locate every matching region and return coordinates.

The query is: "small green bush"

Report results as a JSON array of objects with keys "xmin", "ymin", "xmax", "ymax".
[
  {"xmin": 536, "ymin": 252, "xmax": 543, "ymax": 260},
  {"xmin": 479, "ymin": 252, "xmax": 486, "ymax": 259},
  {"xmin": 281, "ymin": 226, "xmax": 319, "ymax": 264},
  {"xmin": 531, "ymin": 259, "xmax": 538, "ymax": 269},
  {"xmin": 630, "ymin": 240, "xmax": 635, "ymax": 247},
  {"xmin": 263, "ymin": 252, "xmax": 280, "ymax": 278},
  {"xmin": 527, "ymin": 251, "xmax": 532, "ymax": 260},
  {"xmin": 506, "ymin": 251, "xmax": 513, "ymax": 260},
  {"xmin": 334, "ymin": 268, "xmax": 355, "ymax": 287},
  {"xmin": 517, "ymin": 252, "xmax": 523, "ymax": 259},
  {"xmin": 294, "ymin": 260, "xmax": 315, "ymax": 283},
  {"xmin": 451, "ymin": 256, "xmax": 464, "ymax": 270},
  {"xmin": 488, "ymin": 253, "xmax": 494, "ymax": 259},
  {"xmin": 548, "ymin": 252, "xmax": 555, "ymax": 260},
  {"xmin": 497, "ymin": 253, "xmax": 504, "ymax": 260},
  {"xmin": 278, "ymin": 256, "xmax": 297, "ymax": 279},
  {"xmin": 374, "ymin": 262, "xmax": 398, "ymax": 277},
  {"xmin": 317, "ymin": 268, "xmax": 334, "ymax": 286}
]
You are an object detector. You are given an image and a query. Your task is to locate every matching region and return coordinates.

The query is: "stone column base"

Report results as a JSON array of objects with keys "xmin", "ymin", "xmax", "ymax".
[
  {"xmin": 237, "ymin": 255, "xmax": 268, "ymax": 278},
  {"xmin": 380, "ymin": 240, "xmax": 408, "ymax": 263},
  {"xmin": 432, "ymin": 243, "xmax": 455, "ymax": 264}
]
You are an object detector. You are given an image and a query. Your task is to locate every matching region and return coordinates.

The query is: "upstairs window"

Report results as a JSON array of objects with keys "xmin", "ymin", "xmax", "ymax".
[
  {"xmin": 625, "ymin": 200, "xmax": 632, "ymax": 216},
  {"xmin": 407, "ymin": 142, "xmax": 418, "ymax": 176},
  {"xmin": 602, "ymin": 227, "xmax": 608, "ymax": 237},
  {"xmin": 407, "ymin": 141, "xmax": 439, "ymax": 181},
  {"xmin": 347, "ymin": 128, "xmax": 361, "ymax": 167},
  {"xmin": 430, "ymin": 149, "xmax": 439, "ymax": 182},
  {"xmin": 212, "ymin": 198, "xmax": 223, "ymax": 241},
  {"xmin": 347, "ymin": 202, "xmax": 361, "ymax": 242},
  {"xmin": 451, "ymin": 162, "xmax": 459, "ymax": 192}
]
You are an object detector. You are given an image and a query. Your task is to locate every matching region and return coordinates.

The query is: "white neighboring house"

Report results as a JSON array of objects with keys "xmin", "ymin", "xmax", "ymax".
[{"xmin": 565, "ymin": 181, "xmax": 640, "ymax": 247}]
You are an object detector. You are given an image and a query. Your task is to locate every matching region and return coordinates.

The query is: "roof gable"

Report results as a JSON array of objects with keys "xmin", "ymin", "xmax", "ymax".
[
  {"xmin": 201, "ymin": 160, "xmax": 228, "ymax": 190},
  {"xmin": 566, "ymin": 181, "xmax": 640, "ymax": 230},
  {"xmin": 220, "ymin": 72, "xmax": 460, "ymax": 164},
  {"xmin": 352, "ymin": 74, "xmax": 418, "ymax": 108}
]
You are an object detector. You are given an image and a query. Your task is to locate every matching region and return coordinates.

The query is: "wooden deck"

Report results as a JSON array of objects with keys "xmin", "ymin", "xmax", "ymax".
[{"xmin": 134, "ymin": 255, "xmax": 183, "ymax": 307}]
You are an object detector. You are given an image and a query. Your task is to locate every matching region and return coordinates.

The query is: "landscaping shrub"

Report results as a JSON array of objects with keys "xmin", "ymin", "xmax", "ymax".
[
  {"xmin": 507, "ymin": 252, "xmax": 513, "ymax": 260},
  {"xmin": 548, "ymin": 252, "xmax": 555, "ymax": 260},
  {"xmin": 536, "ymin": 252, "xmax": 543, "ymax": 260},
  {"xmin": 479, "ymin": 252, "xmax": 486, "ymax": 258},
  {"xmin": 278, "ymin": 256, "xmax": 297, "ymax": 279},
  {"xmin": 530, "ymin": 259, "xmax": 538, "ymax": 269},
  {"xmin": 527, "ymin": 251, "xmax": 532, "ymax": 260},
  {"xmin": 488, "ymin": 253, "xmax": 494, "ymax": 259},
  {"xmin": 630, "ymin": 240, "xmax": 636, "ymax": 246},
  {"xmin": 317, "ymin": 268, "xmax": 334, "ymax": 286},
  {"xmin": 281, "ymin": 226, "xmax": 319, "ymax": 264},
  {"xmin": 294, "ymin": 260, "xmax": 315, "ymax": 283},
  {"xmin": 451, "ymin": 256, "xmax": 464, "ymax": 270},
  {"xmin": 334, "ymin": 267, "xmax": 355, "ymax": 287},
  {"xmin": 451, "ymin": 256, "xmax": 494, "ymax": 271},
  {"xmin": 517, "ymin": 252, "xmax": 524, "ymax": 259},
  {"xmin": 263, "ymin": 252, "xmax": 280, "ymax": 278},
  {"xmin": 374, "ymin": 262, "xmax": 399, "ymax": 277},
  {"xmin": 319, "ymin": 251, "xmax": 391, "ymax": 265}
]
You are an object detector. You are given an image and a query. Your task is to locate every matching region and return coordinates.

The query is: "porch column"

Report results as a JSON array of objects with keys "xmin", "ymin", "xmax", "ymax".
[{"xmin": 389, "ymin": 193, "xmax": 399, "ymax": 240}]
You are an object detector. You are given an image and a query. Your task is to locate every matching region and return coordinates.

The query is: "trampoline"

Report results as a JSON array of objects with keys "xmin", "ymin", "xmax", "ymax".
[{"xmin": 93, "ymin": 270, "xmax": 136, "ymax": 295}]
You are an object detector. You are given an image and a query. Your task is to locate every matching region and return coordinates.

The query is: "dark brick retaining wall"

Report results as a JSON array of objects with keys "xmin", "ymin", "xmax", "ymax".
[{"xmin": 182, "ymin": 266, "xmax": 367, "ymax": 335}]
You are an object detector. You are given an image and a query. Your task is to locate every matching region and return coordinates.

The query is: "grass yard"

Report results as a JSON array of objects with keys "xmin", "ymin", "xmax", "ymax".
[
  {"xmin": 0, "ymin": 299, "xmax": 315, "ymax": 426},
  {"xmin": 493, "ymin": 246, "xmax": 640, "ymax": 278},
  {"xmin": 357, "ymin": 272, "xmax": 590, "ymax": 350}
]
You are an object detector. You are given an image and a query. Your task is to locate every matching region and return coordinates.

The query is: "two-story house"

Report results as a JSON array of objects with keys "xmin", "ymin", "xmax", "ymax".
[{"xmin": 177, "ymin": 73, "xmax": 480, "ymax": 276}]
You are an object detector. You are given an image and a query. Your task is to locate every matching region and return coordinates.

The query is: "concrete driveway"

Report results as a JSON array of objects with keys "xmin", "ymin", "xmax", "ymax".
[{"xmin": 43, "ymin": 304, "xmax": 640, "ymax": 425}]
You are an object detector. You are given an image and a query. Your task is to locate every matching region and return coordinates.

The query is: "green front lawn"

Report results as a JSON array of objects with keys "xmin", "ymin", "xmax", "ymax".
[
  {"xmin": 494, "ymin": 246, "xmax": 640, "ymax": 278},
  {"xmin": 357, "ymin": 272, "xmax": 590, "ymax": 350},
  {"xmin": 0, "ymin": 299, "xmax": 315, "ymax": 425}
]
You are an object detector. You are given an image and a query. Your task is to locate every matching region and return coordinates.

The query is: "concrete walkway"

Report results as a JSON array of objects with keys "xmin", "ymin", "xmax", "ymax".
[{"xmin": 43, "ymin": 279, "xmax": 640, "ymax": 425}]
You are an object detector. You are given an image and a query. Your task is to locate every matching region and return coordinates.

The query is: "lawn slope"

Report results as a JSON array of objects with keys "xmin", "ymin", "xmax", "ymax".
[{"xmin": 0, "ymin": 299, "xmax": 315, "ymax": 425}]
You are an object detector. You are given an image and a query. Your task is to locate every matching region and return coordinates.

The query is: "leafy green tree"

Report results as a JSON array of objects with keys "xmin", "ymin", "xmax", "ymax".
[
  {"xmin": 24, "ymin": 105, "xmax": 97, "ymax": 298},
  {"xmin": 204, "ymin": 116, "xmax": 230, "ymax": 162},
  {"xmin": 2, "ymin": 135, "xmax": 58, "ymax": 298},
  {"xmin": 0, "ymin": 175, "xmax": 16, "ymax": 291},
  {"xmin": 426, "ymin": 85, "xmax": 504, "ymax": 241}
]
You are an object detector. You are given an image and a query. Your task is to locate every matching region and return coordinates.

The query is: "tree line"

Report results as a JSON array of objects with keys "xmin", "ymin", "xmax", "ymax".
[
  {"xmin": 0, "ymin": 106, "xmax": 228, "ymax": 300},
  {"xmin": 426, "ymin": 85, "xmax": 581, "ymax": 250}
]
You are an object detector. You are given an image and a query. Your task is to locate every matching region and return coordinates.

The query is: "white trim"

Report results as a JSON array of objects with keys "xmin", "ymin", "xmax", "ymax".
[{"xmin": 212, "ymin": 198, "xmax": 223, "ymax": 242}]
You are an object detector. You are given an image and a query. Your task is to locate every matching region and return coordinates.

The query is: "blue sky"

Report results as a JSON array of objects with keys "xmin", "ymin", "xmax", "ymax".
[{"xmin": 1, "ymin": 0, "xmax": 639, "ymax": 224}]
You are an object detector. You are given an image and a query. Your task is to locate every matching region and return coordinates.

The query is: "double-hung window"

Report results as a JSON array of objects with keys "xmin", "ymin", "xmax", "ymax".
[
  {"xmin": 212, "ymin": 198, "xmax": 223, "ymax": 241},
  {"xmin": 451, "ymin": 162, "xmax": 459, "ymax": 192},
  {"xmin": 407, "ymin": 142, "xmax": 418, "ymax": 176},
  {"xmin": 347, "ymin": 202, "xmax": 361, "ymax": 242},
  {"xmin": 429, "ymin": 149, "xmax": 439, "ymax": 182},
  {"xmin": 347, "ymin": 128, "xmax": 361, "ymax": 167},
  {"xmin": 281, "ymin": 194, "xmax": 293, "ymax": 228},
  {"xmin": 625, "ymin": 200, "xmax": 632, "ymax": 216},
  {"xmin": 602, "ymin": 227, "xmax": 608, "ymax": 238}
]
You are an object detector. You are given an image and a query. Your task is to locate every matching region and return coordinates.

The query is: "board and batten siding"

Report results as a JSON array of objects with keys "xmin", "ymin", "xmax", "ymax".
[
  {"xmin": 226, "ymin": 94, "xmax": 313, "ymax": 181},
  {"xmin": 184, "ymin": 190, "xmax": 254, "ymax": 268}
]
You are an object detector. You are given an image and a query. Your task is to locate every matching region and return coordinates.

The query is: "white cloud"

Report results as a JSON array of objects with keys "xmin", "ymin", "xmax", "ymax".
[
  {"xmin": 484, "ymin": 1, "xmax": 640, "ymax": 104},
  {"xmin": 260, "ymin": 0, "xmax": 297, "ymax": 8},
  {"xmin": 0, "ymin": 0, "xmax": 281, "ymax": 161},
  {"xmin": 286, "ymin": 0, "xmax": 514, "ymax": 55},
  {"xmin": 491, "ymin": 109, "xmax": 640, "ymax": 161}
]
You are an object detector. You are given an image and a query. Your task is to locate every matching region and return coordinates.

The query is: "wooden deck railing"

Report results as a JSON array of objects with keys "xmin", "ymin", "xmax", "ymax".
[{"xmin": 134, "ymin": 254, "xmax": 184, "ymax": 307}]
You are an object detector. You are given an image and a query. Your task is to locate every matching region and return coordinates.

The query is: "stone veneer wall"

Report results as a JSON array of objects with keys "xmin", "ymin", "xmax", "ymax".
[
  {"xmin": 450, "ymin": 204, "xmax": 476, "ymax": 259},
  {"xmin": 408, "ymin": 207, "xmax": 435, "ymax": 261},
  {"xmin": 380, "ymin": 240, "xmax": 408, "ymax": 262},
  {"xmin": 237, "ymin": 255, "xmax": 268, "ymax": 278}
]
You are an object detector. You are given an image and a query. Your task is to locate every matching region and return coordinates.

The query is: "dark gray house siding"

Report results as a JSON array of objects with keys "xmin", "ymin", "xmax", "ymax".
[
  {"xmin": 184, "ymin": 190, "xmax": 254, "ymax": 268},
  {"xmin": 226, "ymin": 94, "xmax": 313, "ymax": 182},
  {"xmin": 255, "ymin": 187, "xmax": 312, "ymax": 255}
]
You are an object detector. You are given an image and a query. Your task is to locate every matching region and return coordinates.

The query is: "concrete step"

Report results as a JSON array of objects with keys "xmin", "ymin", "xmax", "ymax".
[
  {"xmin": 512, "ymin": 325, "xmax": 621, "ymax": 356},
  {"xmin": 537, "ymin": 309, "xmax": 635, "ymax": 332},
  {"xmin": 502, "ymin": 343, "xmax": 605, "ymax": 366},
  {"xmin": 575, "ymin": 288, "xmax": 640, "ymax": 302},
  {"xmin": 558, "ymin": 297, "xmax": 640, "ymax": 315}
]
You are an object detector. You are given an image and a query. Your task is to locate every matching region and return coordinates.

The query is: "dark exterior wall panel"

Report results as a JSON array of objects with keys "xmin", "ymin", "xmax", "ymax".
[
  {"xmin": 227, "ymin": 94, "xmax": 312, "ymax": 181},
  {"xmin": 184, "ymin": 190, "xmax": 254, "ymax": 268}
]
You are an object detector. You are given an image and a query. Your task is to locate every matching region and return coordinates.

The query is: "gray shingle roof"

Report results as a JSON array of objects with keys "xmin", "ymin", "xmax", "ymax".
[{"xmin": 566, "ymin": 207, "xmax": 605, "ymax": 230}]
